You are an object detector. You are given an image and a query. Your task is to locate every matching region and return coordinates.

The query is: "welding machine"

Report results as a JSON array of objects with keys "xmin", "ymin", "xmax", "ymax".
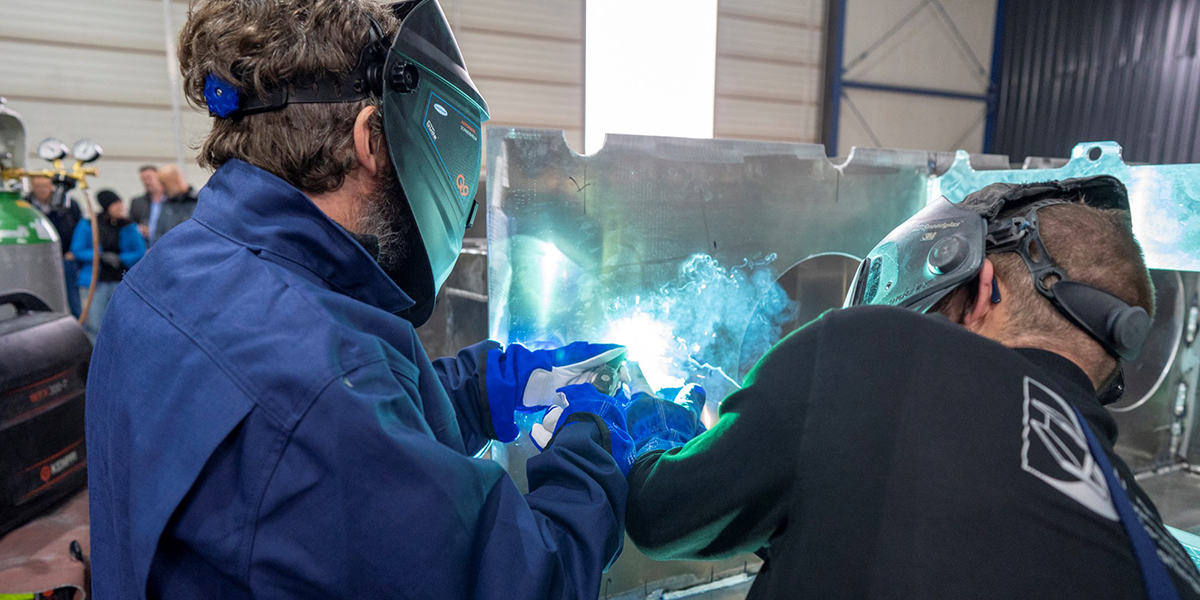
[{"xmin": 0, "ymin": 291, "xmax": 90, "ymax": 538}]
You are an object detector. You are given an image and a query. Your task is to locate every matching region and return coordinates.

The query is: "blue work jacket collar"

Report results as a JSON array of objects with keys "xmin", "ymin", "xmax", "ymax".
[{"xmin": 192, "ymin": 159, "xmax": 415, "ymax": 314}]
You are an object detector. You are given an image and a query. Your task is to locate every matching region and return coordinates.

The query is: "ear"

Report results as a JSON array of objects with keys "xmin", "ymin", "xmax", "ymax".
[
  {"xmin": 352, "ymin": 105, "xmax": 380, "ymax": 178},
  {"xmin": 962, "ymin": 258, "xmax": 997, "ymax": 332}
]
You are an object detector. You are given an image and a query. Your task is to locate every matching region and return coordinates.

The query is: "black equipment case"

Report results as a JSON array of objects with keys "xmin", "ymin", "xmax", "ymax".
[{"xmin": 0, "ymin": 291, "xmax": 90, "ymax": 538}]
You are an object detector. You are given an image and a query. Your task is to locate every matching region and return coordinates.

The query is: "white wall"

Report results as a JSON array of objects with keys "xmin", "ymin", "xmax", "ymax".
[
  {"xmin": 714, "ymin": 0, "xmax": 826, "ymax": 143},
  {"xmin": 442, "ymin": 0, "xmax": 585, "ymax": 156},
  {"xmin": 0, "ymin": 0, "xmax": 835, "ymax": 203},
  {"xmin": 0, "ymin": 0, "xmax": 589, "ymax": 202},
  {"xmin": 836, "ymin": 0, "xmax": 998, "ymax": 155},
  {"xmin": 0, "ymin": 0, "xmax": 209, "ymax": 203}
]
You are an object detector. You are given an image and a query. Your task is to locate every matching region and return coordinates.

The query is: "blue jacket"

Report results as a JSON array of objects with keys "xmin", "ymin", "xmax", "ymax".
[
  {"xmin": 69, "ymin": 218, "xmax": 146, "ymax": 287},
  {"xmin": 86, "ymin": 160, "xmax": 627, "ymax": 599}
]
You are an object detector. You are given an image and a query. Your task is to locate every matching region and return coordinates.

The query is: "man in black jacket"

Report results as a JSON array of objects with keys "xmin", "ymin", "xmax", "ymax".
[
  {"xmin": 151, "ymin": 163, "xmax": 197, "ymax": 243},
  {"xmin": 128, "ymin": 164, "xmax": 166, "ymax": 243},
  {"xmin": 625, "ymin": 177, "xmax": 1200, "ymax": 599}
]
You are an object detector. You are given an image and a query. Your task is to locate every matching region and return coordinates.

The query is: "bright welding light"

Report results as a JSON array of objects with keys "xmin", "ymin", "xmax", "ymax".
[
  {"xmin": 536, "ymin": 242, "xmax": 568, "ymax": 327},
  {"xmin": 599, "ymin": 312, "xmax": 684, "ymax": 390}
]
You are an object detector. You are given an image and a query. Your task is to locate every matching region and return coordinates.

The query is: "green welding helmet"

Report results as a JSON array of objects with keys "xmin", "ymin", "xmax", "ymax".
[
  {"xmin": 381, "ymin": 0, "xmax": 490, "ymax": 292},
  {"xmin": 202, "ymin": 0, "xmax": 489, "ymax": 319}
]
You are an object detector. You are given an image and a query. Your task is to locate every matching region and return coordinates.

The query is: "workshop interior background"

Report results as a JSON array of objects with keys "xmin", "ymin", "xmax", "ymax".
[{"xmin": 9, "ymin": 0, "xmax": 1200, "ymax": 598}]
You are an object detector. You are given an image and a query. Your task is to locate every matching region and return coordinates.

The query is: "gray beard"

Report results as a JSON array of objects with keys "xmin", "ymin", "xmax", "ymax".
[{"xmin": 353, "ymin": 159, "xmax": 409, "ymax": 267}]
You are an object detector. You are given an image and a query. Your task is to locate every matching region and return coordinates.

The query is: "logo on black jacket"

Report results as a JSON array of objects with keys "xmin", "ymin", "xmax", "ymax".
[{"xmin": 1020, "ymin": 377, "xmax": 1118, "ymax": 521}]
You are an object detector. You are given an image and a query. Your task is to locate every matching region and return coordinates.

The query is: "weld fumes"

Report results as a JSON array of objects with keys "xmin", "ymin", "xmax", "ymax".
[{"xmin": 597, "ymin": 253, "xmax": 797, "ymax": 399}]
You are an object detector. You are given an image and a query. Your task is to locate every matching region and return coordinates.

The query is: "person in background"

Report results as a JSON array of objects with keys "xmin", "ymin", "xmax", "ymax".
[
  {"xmin": 152, "ymin": 164, "xmax": 198, "ymax": 241},
  {"xmin": 129, "ymin": 164, "xmax": 166, "ymax": 245},
  {"xmin": 71, "ymin": 190, "xmax": 146, "ymax": 341},
  {"xmin": 26, "ymin": 174, "xmax": 83, "ymax": 317}
]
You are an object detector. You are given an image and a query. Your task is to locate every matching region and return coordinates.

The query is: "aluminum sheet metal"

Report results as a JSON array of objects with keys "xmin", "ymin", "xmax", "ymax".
[
  {"xmin": 935, "ymin": 140, "xmax": 1200, "ymax": 272},
  {"xmin": 487, "ymin": 129, "xmax": 939, "ymax": 403}
]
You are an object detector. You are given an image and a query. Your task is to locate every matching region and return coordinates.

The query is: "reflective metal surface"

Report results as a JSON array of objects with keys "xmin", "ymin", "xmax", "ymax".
[
  {"xmin": 936, "ymin": 141, "xmax": 1200, "ymax": 272},
  {"xmin": 1111, "ymin": 271, "xmax": 1191, "ymax": 472},
  {"xmin": 1113, "ymin": 272, "xmax": 1184, "ymax": 413},
  {"xmin": 487, "ymin": 130, "xmax": 958, "ymax": 597},
  {"xmin": 0, "ymin": 239, "xmax": 68, "ymax": 314},
  {"xmin": 487, "ymin": 129, "xmax": 957, "ymax": 406},
  {"xmin": 1137, "ymin": 469, "xmax": 1200, "ymax": 534},
  {"xmin": 738, "ymin": 253, "xmax": 860, "ymax": 380}
]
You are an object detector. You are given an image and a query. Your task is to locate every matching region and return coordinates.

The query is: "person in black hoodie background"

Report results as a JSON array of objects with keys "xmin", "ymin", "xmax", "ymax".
[{"xmin": 71, "ymin": 190, "xmax": 147, "ymax": 341}]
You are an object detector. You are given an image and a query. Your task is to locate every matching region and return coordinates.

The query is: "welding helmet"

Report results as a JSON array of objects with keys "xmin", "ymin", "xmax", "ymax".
[
  {"xmin": 844, "ymin": 175, "xmax": 1152, "ymax": 369},
  {"xmin": 202, "ymin": 0, "xmax": 489, "ymax": 323},
  {"xmin": 380, "ymin": 0, "xmax": 489, "ymax": 299}
]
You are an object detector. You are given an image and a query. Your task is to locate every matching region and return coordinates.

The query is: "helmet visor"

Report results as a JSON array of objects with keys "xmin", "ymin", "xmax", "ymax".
[
  {"xmin": 382, "ymin": 0, "xmax": 490, "ymax": 291},
  {"xmin": 844, "ymin": 197, "xmax": 987, "ymax": 312}
]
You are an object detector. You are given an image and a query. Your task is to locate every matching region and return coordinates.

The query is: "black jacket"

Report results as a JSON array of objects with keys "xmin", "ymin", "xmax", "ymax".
[
  {"xmin": 626, "ymin": 306, "xmax": 1200, "ymax": 600},
  {"xmin": 154, "ymin": 186, "xmax": 198, "ymax": 241},
  {"xmin": 28, "ymin": 195, "xmax": 81, "ymax": 257},
  {"xmin": 129, "ymin": 192, "xmax": 153, "ymax": 226}
]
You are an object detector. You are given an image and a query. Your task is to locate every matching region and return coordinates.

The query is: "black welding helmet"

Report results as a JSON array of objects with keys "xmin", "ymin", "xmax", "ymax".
[
  {"xmin": 381, "ymin": 0, "xmax": 489, "ymax": 294},
  {"xmin": 843, "ymin": 197, "xmax": 988, "ymax": 313},
  {"xmin": 845, "ymin": 175, "xmax": 1152, "ymax": 367}
]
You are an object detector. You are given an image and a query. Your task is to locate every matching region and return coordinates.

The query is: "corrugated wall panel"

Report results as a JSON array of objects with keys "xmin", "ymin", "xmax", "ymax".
[
  {"xmin": 714, "ymin": 0, "xmax": 826, "ymax": 144},
  {"xmin": 2, "ymin": 0, "xmax": 587, "ymax": 200},
  {"xmin": 9, "ymin": 101, "xmax": 208, "ymax": 161},
  {"xmin": 842, "ymin": 0, "xmax": 993, "ymax": 95},
  {"xmin": 717, "ymin": 57, "xmax": 821, "ymax": 104},
  {"xmin": 721, "ymin": 0, "xmax": 824, "ymax": 22},
  {"xmin": 994, "ymin": 0, "xmax": 1200, "ymax": 164},
  {"xmin": 838, "ymin": 89, "xmax": 986, "ymax": 152},
  {"xmin": 715, "ymin": 97, "xmax": 819, "ymax": 142},
  {"xmin": 473, "ymin": 78, "xmax": 581, "ymax": 129},
  {"xmin": 717, "ymin": 16, "xmax": 824, "ymax": 64},
  {"xmin": 453, "ymin": 0, "xmax": 583, "ymax": 40},
  {"xmin": 458, "ymin": 32, "xmax": 582, "ymax": 85},
  {"xmin": 0, "ymin": 40, "xmax": 172, "ymax": 107},
  {"xmin": 0, "ymin": 0, "xmax": 203, "ymax": 201},
  {"xmin": 0, "ymin": 0, "xmax": 187, "ymax": 53},
  {"xmin": 832, "ymin": 0, "xmax": 996, "ymax": 155},
  {"xmin": 445, "ymin": 0, "xmax": 584, "ymax": 157}
]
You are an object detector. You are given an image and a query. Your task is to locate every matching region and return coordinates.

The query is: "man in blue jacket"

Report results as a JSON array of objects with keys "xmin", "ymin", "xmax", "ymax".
[{"xmin": 86, "ymin": 1, "xmax": 632, "ymax": 598}]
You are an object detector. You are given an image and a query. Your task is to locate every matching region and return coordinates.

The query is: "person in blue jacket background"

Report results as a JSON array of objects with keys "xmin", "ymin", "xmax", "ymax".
[
  {"xmin": 71, "ymin": 189, "xmax": 146, "ymax": 341},
  {"xmin": 85, "ymin": 1, "xmax": 634, "ymax": 598}
]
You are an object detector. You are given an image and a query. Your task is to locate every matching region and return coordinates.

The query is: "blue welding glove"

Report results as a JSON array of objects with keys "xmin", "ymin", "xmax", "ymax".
[
  {"xmin": 486, "ymin": 342, "xmax": 628, "ymax": 442},
  {"xmin": 530, "ymin": 384, "xmax": 635, "ymax": 476},
  {"xmin": 625, "ymin": 383, "xmax": 707, "ymax": 457}
]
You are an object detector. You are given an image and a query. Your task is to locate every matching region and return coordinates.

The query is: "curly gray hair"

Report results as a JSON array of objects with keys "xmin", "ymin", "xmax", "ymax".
[{"xmin": 178, "ymin": 0, "xmax": 399, "ymax": 194}]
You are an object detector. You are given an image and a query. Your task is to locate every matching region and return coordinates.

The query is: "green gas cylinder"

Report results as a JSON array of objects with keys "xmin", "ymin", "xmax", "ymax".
[{"xmin": 0, "ymin": 99, "xmax": 68, "ymax": 313}]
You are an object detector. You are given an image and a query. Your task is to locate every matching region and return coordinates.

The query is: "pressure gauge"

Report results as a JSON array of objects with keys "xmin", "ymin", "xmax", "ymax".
[
  {"xmin": 71, "ymin": 138, "xmax": 102, "ymax": 163},
  {"xmin": 37, "ymin": 138, "xmax": 68, "ymax": 161}
]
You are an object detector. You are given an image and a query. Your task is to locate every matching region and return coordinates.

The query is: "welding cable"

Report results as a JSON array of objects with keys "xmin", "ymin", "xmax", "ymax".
[{"xmin": 76, "ymin": 185, "xmax": 100, "ymax": 327}]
